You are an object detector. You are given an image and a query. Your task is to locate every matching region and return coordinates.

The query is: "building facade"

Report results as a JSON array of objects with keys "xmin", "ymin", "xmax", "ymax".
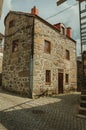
[
  {"xmin": 0, "ymin": 0, "xmax": 3, "ymax": 17},
  {"xmin": 2, "ymin": 7, "xmax": 77, "ymax": 98},
  {"xmin": 77, "ymin": 52, "xmax": 86, "ymax": 91},
  {"xmin": 77, "ymin": 58, "xmax": 83, "ymax": 91},
  {"xmin": 83, "ymin": 51, "xmax": 86, "ymax": 87}
]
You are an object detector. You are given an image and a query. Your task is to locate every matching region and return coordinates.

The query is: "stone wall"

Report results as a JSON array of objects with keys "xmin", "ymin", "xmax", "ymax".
[
  {"xmin": 0, "ymin": 74, "xmax": 1, "ymax": 86},
  {"xmin": 77, "ymin": 52, "xmax": 86, "ymax": 90},
  {"xmin": 77, "ymin": 60, "xmax": 83, "ymax": 91},
  {"xmin": 33, "ymin": 18, "xmax": 77, "ymax": 97},
  {"xmin": 0, "ymin": 53, "xmax": 3, "ymax": 73},
  {"xmin": 83, "ymin": 51, "xmax": 86, "ymax": 87},
  {"xmin": 2, "ymin": 12, "xmax": 33, "ymax": 96},
  {"xmin": 2, "ymin": 12, "xmax": 77, "ymax": 98},
  {"xmin": 0, "ymin": 53, "xmax": 3, "ymax": 86}
]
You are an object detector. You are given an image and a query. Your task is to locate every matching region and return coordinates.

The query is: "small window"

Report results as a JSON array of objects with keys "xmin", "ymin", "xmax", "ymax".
[
  {"xmin": 66, "ymin": 50, "xmax": 70, "ymax": 60},
  {"xmin": 44, "ymin": 40, "xmax": 51, "ymax": 54},
  {"xmin": 65, "ymin": 74, "xmax": 69, "ymax": 84},
  {"xmin": 12, "ymin": 40, "xmax": 19, "ymax": 53},
  {"xmin": 9, "ymin": 20, "xmax": 15, "ymax": 28},
  {"xmin": 46, "ymin": 70, "xmax": 51, "ymax": 84},
  {"xmin": 62, "ymin": 27, "xmax": 65, "ymax": 35}
]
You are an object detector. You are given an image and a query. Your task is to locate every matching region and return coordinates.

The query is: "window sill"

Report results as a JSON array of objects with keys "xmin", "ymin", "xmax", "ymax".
[
  {"xmin": 65, "ymin": 83, "xmax": 69, "ymax": 85},
  {"xmin": 46, "ymin": 82, "xmax": 51, "ymax": 85}
]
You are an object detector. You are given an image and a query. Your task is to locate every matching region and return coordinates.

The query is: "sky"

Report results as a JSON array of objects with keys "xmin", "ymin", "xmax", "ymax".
[{"xmin": 0, "ymin": 0, "xmax": 85, "ymax": 56}]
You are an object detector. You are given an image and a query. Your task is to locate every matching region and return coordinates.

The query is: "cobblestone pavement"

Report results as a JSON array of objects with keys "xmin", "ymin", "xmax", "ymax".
[{"xmin": 0, "ymin": 91, "xmax": 86, "ymax": 130}]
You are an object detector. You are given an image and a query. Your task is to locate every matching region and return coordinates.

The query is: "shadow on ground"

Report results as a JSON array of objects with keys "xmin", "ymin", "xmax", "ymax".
[{"xmin": 0, "ymin": 93, "xmax": 86, "ymax": 130}]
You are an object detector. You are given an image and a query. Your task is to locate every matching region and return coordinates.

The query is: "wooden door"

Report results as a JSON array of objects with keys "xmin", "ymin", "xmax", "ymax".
[{"xmin": 58, "ymin": 73, "xmax": 63, "ymax": 94}]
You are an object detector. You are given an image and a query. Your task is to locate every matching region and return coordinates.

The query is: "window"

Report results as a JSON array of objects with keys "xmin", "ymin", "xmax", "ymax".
[
  {"xmin": 66, "ymin": 50, "xmax": 70, "ymax": 60},
  {"xmin": 9, "ymin": 20, "xmax": 15, "ymax": 28},
  {"xmin": 12, "ymin": 40, "xmax": 19, "ymax": 53},
  {"xmin": 62, "ymin": 27, "xmax": 65, "ymax": 35},
  {"xmin": 46, "ymin": 70, "xmax": 51, "ymax": 84},
  {"xmin": 44, "ymin": 40, "xmax": 51, "ymax": 54},
  {"xmin": 65, "ymin": 74, "xmax": 69, "ymax": 84}
]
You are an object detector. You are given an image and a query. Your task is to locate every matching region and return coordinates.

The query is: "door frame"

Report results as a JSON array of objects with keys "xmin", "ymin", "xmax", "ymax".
[{"xmin": 58, "ymin": 69, "xmax": 64, "ymax": 94}]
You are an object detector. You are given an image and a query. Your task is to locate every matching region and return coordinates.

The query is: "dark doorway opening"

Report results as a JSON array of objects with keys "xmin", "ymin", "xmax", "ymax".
[{"xmin": 58, "ymin": 73, "xmax": 63, "ymax": 94}]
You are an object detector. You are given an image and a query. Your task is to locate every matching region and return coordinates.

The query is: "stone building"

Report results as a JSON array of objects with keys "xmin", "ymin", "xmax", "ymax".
[
  {"xmin": 0, "ymin": 53, "xmax": 3, "ymax": 72},
  {"xmin": 77, "ymin": 52, "xmax": 86, "ymax": 91},
  {"xmin": 83, "ymin": 51, "xmax": 86, "ymax": 87},
  {"xmin": 0, "ymin": 34, "xmax": 3, "ymax": 86},
  {"xmin": 78, "ymin": 51, "xmax": 86, "ymax": 117},
  {"xmin": 77, "ymin": 57, "xmax": 83, "ymax": 91},
  {"xmin": 2, "ymin": 7, "xmax": 77, "ymax": 98},
  {"xmin": 0, "ymin": 0, "xmax": 3, "ymax": 17},
  {"xmin": 0, "ymin": 33, "xmax": 3, "ymax": 53}
]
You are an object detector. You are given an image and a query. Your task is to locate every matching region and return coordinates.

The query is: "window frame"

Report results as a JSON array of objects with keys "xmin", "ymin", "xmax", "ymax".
[
  {"xmin": 44, "ymin": 40, "xmax": 51, "ymax": 54},
  {"xmin": 45, "ymin": 70, "xmax": 51, "ymax": 85},
  {"xmin": 66, "ymin": 49, "xmax": 70, "ymax": 60},
  {"xmin": 12, "ymin": 39, "xmax": 19, "ymax": 53},
  {"xmin": 65, "ymin": 74, "xmax": 69, "ymax": 84}
]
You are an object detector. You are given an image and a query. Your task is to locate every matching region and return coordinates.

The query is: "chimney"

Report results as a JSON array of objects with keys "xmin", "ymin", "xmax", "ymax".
[
  {"xmin": 31, "ymin": 6, "xmax": 39, "ymax": 16},
  {"xmin": 66, "ymin": 27, "xmax": 72, "ymax": 38}
]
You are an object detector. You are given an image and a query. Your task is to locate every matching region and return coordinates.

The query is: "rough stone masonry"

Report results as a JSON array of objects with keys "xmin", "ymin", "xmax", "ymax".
[{"xmin": 2, "ymin": 7, "xmax": 77, "ymax": 98}]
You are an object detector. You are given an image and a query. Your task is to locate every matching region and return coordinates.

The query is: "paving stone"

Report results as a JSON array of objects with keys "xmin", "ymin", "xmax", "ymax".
[{"xmin": 0, "ymin": 91, "xmax": 86, "ymax": 130}]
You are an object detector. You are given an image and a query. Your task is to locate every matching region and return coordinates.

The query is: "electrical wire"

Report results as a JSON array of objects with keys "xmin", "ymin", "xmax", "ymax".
[
  {"xmin": 46, "ymin": 2, "xmax": 78, "ymax": 20},
  {"xmin": 1, "ymin": 1, "xmax": 79, "ymax": 38}
]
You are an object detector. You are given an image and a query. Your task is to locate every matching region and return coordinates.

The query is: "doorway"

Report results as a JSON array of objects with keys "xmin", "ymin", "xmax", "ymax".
[{"xmin": 58, "ymin": 72, "xmax": 63, "ymax": 94}]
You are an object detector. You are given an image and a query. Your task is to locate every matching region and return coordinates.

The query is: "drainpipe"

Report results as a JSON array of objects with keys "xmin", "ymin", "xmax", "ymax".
[{"xmin": 29, "ymin": 16, "xmax": 34, "ymax": 98}]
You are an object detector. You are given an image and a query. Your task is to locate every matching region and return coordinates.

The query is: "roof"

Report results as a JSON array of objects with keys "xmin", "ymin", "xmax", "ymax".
[{"xmin": 4, "ymin": 11, "xmax": 76, "ymax": 43}]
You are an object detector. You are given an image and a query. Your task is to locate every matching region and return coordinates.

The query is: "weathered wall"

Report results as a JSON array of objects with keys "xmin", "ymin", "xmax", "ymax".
[
  {"xmin": 83, "ymin": 51, "xmax": 86, "ymax": 87},
  {"xmin": 33, "ymin": 18, "xmax": 77, "ymax": 97},
  {"xmin": 77, "ymin": 60, "xmax": 83, "ymax": 91},
  {"xmin": 0, "ymin": 0, "xmax": 3, "ymax": 17},
  {"xmin": 0, "ymin": 53, "xmax": 3, "ymax": 73},
  {"xmin": 2, "ymin": 12, "xmax": 77, "ymax": 98},
  {"xmin": 0, "ymin": 73, "xmax": 2, "ymax": 86},
  {"xmin": 2, "ymin": 13, "xmax": 33, "ymax": 96}
]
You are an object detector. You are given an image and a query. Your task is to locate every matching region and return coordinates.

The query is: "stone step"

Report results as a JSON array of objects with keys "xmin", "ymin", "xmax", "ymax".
[
  {"xmin": 80, "ymin": 100, "xmax": 86, "ymax": 107},
  {"xmin": 81, "ymin": 95, "xmax": 86, "ymax": 101},
  {"xmin": 79, "ymin": 107, "xmax": 86, "ymax": 116}
]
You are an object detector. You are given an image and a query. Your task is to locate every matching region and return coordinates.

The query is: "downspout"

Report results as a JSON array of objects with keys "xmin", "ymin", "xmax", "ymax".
[
  {"xmin": 29, "ymin": 16, "xmax": 34, "ymax": 98},
  {"xmin": 32, "ymin": 17, "xmax": 35, "ymax": 59}
]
